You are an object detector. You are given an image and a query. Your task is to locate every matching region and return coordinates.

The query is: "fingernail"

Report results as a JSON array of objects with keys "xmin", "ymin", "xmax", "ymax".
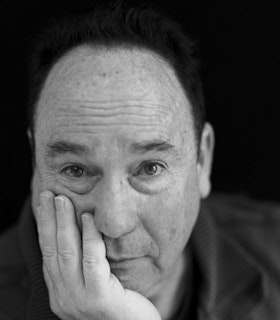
[
  {"xmin": 40, "ymin": 193, "xmax": 50, "ymax": 208},
  {"xmin": 55, "ymin": 196, "xmax": 65, "ymax": 211},
  {"xmin": 82, "ymin": 213, "xmax": 91, "ymax": 222}
]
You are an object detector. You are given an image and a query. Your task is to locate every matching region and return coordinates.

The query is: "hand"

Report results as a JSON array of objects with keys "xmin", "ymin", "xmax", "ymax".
[{"xmin": 37, "ymin": 191, "xmax": 161, "ymax": 320}]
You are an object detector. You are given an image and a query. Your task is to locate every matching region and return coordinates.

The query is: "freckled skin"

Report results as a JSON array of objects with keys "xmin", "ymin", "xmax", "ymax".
[{"xmin": 31, "ymin": 45, "xmax": 213, "ymax": 315}]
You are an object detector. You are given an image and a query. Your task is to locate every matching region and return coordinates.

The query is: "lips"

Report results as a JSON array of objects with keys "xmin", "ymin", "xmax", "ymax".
[
  {"xmin": 106, "ymin": 256, "xmax": 139, "ymax": 263},
  {"xmin": 106, "ymin": 255, "xmax": 147, "ymax": 270}
]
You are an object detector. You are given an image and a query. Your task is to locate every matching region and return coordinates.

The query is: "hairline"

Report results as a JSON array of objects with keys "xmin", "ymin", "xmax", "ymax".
[{"xmin": 32, "ymin": 42, "xmax": 198, "ymax": 151}]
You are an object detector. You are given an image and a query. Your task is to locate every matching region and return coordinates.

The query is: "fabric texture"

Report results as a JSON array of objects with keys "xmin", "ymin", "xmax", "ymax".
[{"xmin": 0, "ymin": 193, "xmax": 279, "ymax": 320}]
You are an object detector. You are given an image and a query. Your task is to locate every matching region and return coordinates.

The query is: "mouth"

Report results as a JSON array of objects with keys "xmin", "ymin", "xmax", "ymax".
[
  {"xmin": 106, "ymin": 256, "xmax": 143, "ymax": 268},
  {"xmin": 107, "ymin": 256, "xmax": 138, "ymax": 263}
]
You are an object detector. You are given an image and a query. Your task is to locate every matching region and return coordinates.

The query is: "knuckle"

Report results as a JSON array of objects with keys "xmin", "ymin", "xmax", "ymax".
[
  {"xmin": 42, "ymin": 246, "xmax": 57, "ymax": 259},
  {"xmin": 58, "ymin": 249, "xmax": 75, "ymax": 262},
  {"xmin": 83, "ymin": 252, "xmax": 101, "ymax": 266},
  {"xmin": 82, "ymin": 254, "xmax": 108, "ymax": 279}
]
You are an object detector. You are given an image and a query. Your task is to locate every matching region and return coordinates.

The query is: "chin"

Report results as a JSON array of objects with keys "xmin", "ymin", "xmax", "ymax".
[{"xmin": 109, "ymin": 258, "xmax": 161, "ymax": 298}]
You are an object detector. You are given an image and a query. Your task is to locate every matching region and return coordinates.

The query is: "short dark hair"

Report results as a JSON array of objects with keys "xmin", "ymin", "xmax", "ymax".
[{"xmin": 27, "ymin": 0, "xmax": 206, "ymax": 150}]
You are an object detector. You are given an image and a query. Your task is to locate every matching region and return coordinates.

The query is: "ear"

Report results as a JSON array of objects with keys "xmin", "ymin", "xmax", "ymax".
[
  {"xmin": 27, "ymin": 128, "xmax": 39, "ymax": 212},
  {"xmin": 197, "ymin": 122, "xmax": 215, "ymax": 199},
  {"xmin": 27, "ymin": 128, "xmax": 33, "ymax": 148},
  {"xmin": 27, "ymin": 127, "xmax": 36, "ymax": 166}
]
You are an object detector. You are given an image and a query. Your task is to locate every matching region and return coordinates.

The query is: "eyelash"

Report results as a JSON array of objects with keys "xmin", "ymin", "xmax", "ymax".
[
  {"xmin": 61, "ymin": 161, "xmax": 166, "ymax": 179},
  {"xmin": 134, "ymin": 161, "xmax": 166, "ymax": 178},
  {"xmin": 61, "ymin": 165, "xmax": 89, "ymax": 179}
]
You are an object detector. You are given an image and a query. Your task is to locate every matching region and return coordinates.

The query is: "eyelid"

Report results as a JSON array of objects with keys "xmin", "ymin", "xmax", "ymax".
[
  {"xmin": 140, "ymin": 160, "xmax": 167, "ymax": 168},
  {"xmin": 134, "ymin": 160, "xmax": 167, "ymax": 177},
  {"xmin": 60, "ymin": 163, "xmax": 98, "ymax": 177},
  {"xmin": 60, "ymin": 165, "xmax": 83, "ymax": 178}
]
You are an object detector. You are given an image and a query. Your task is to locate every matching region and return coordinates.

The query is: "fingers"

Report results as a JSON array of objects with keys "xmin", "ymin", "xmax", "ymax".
[
  {"xmin": 81, "ymin": 213, "xmax": 110, "ymax": 289},
  {"xmin": 55, "ymin": 196, "xmax": 82, "ymax": 283},
  {"xmin": 37, "ymin": 191, "xmax": 59, "ymax": 278},
  {"xmin": 37, "ymin": 191, "xmax": 110, "ymax": 296},
  {"xmin": 37, "ymin": 192, "xmax": 83, "ymax": 289}
]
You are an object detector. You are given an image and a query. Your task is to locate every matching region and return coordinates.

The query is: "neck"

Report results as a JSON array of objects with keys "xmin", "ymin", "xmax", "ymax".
[{"xmin": 152, "ymin": 251, "xmax": 189, "ymax": 320}]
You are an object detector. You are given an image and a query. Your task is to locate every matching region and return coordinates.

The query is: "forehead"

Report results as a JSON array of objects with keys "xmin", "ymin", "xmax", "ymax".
[{"xmin": 35, "ymin": 46, "xmax": 195, "ymax": 148}]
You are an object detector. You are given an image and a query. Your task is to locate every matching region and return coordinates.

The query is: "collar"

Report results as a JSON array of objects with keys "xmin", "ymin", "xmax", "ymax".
[{"xmin": 191, "ymin": 199, "xmax": 265, "ymax": 320}]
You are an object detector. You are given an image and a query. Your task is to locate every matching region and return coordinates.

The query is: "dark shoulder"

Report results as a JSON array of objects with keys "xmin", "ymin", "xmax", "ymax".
[
  {"xmin": 202, "ymin": 192, "xmax": 280, "ymax": 226},
  {"xmin": 202, "ymin": 192, "xmax": 280, "ymax": 280},
  {"xmin": 0, "ymin": 225, "xmax": 24, "ymax": 266},
  {"xmin": 0, "ymin": 224, "xmax": 27, "ymax": 287},
  {"xmin": 0, "ymin": 225, "xmax": 30, "ymax": 319}
]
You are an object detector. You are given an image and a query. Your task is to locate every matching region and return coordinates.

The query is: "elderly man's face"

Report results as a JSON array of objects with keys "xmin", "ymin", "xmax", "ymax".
[{"xmin": 31, "ymin": 46, "xmax": 212, "ymax": 299}]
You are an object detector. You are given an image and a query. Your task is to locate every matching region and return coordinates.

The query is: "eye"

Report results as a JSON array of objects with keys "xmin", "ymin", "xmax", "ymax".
[
  {"xmin": 136, "ymin": 161, "xmax": 165, "ymax": 177},
  {"xmin": 62, "ymin": 165, "xmax": 85, "ymax": 178}
]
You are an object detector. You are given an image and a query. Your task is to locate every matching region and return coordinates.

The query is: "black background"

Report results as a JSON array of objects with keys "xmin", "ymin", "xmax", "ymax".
[{"xmin": 0, "ymin": 0, "xmax": 279, "ymax": 232}]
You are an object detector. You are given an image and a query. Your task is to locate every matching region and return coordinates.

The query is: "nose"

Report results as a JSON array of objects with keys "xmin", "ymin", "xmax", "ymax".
[{"xmin": 93, "ymin": 176, "xmax": 138, "ymax": 239}]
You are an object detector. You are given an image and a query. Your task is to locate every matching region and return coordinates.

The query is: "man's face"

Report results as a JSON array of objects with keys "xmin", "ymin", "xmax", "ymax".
[{"xmin": 31, "ymin": 46, "xmax": 209, "ymax": 299}]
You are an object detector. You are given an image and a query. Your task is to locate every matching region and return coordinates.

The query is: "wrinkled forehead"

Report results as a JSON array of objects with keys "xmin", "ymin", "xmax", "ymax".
[{"xmin": 35, "ymin": 45, "xmax": 195, "ymax": 143}]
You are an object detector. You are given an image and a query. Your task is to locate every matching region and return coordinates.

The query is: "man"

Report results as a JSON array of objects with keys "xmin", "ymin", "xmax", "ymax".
[{"xmin": 0, "ymin": 1, "xmax": 279, "ymax": 319}]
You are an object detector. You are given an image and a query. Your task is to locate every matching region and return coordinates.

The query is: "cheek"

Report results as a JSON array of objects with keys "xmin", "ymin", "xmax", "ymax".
[
  {"xmin": 143, "ymin": 192, "xmax": 186, "ymax": 244},
  {"xmin": 31, "ymin": 167, "xmax": 90, "ymax": 226},
  {"xmin": 32, "ymin": 167, "xmax": 65, "ymax": 205},
  {"xmin": 138, "ymin": 173, "xmax": 200, "ymax": 268}
]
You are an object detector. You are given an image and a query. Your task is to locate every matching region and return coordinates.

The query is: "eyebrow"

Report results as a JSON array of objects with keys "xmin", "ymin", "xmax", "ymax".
[
  {"xmin": 45, "ymin": 141, "xmax": 91, "ymax": 157},
  {"xmin": 129, "ymin": 140, "xmax": 178, "ymax": 155},
  {"xmin": 45, "ymin": 139, "xmax": 178, "ymax": 158}
]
